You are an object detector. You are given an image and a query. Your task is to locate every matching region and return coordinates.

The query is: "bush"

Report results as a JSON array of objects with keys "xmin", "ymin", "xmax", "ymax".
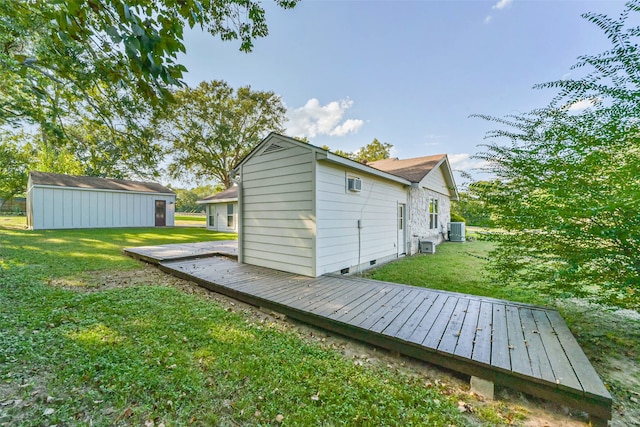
[{"xmin": 450, "ymin": 212, "xmax": 466, "ymax": 223}]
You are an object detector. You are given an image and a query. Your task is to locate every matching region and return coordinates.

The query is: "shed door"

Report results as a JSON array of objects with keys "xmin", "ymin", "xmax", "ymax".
[
  {"xmin": 155, "ymin": 200, "xmax": 166, "ymax": 226},
  {"xmin": 398, "ymin": 203, "xmax": 406, "ymax": 256}
]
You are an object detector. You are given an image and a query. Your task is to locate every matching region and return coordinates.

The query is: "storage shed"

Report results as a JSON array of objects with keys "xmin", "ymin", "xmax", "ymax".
[
  {"xmin": 196, "ymin": 186, "xmax": 238, "ymax": 232},
  {"xmin": 231, "ymin": 133, "xmax": 458, "ymax": 277},
  {"xmin": 27, "ymin": 172, "xmax": 175, "ymax": 230}
]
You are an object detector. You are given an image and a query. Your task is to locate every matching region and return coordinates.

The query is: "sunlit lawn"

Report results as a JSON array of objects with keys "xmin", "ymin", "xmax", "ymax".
[
  {"xmin": 0, "ymin": 220, "xmax": 470, "ymax": 426},
  {"xmin": 175, "ymin": 214, "xmax": 206, "ymax": 222},
  {"xmin": 365, "ymin": 240, "xmax": 550, "ymax": 306}
]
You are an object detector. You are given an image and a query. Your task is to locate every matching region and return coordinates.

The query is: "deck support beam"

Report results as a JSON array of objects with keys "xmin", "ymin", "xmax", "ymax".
[{"xmin": 470, "ymin": 376, "xmax": 494, "ymax": 400}]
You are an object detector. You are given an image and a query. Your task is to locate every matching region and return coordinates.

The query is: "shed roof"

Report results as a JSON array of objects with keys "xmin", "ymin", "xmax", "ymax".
[
  {"xmin": 29, "ymin": 171, "xmax": 174, "ymax": 194},
  {"xmin": 367, "ymin": 155, "xmax": 446, "ymax": 183},
  {"xmin": 197, "ymin": 186, "xmax": 238, "ymax": 204}
]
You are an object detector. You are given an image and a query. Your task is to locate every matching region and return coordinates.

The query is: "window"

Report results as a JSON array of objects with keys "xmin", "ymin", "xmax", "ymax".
[
  {"xmin": 208, "ymin": 206, "xmax": 215, "ymax": 227},
  {"xmin": 227, "ymin": 203, "xmax": 234, "ymax": 228},
  {"xmin": 428, "ymin": 197, "xmax": 438, "ymax": 229}
]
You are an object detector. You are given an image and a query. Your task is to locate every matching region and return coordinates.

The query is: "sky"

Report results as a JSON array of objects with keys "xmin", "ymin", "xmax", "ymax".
[{"xmin": 177, "ymin": 0, "xmax": 626, "ymax": 186}]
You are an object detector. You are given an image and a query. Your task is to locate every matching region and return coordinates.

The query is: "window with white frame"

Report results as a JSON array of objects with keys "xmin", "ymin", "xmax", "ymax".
[
  {"xmin": 208, "ymin": 206, "xmax": 215, "ymax": 227},
  {"xmin": 227, "ymin": 203, "xmax": 234, "ymax": 228},
  {"xmin": 428, "ymin": 197, "xmax": 438, "ymax": 229}
]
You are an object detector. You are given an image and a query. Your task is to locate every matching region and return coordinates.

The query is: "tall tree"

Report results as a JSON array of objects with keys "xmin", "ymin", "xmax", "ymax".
[
  {"xmin": 353, "ymin": 138, "xmax": 392, "ymax": 162},
  {"xmin": 0, "ymin": 132, "xmax": 32, "ymax": 204},
  {"xmin": 475, "ymin": 1, "xmax": 640, "ymax": 309},
  {"xmin": 62, "ymin": 117, "xmax": 163, "ymax": 179},
  {"xmin": 322, "ymin": 138, "xmax": 393, "ymax": 162},
  {"xmin": 1, "ymin": 0, "xmax": 298, "ymax": 141},
  {"xmin": 160, "ymin": 80, "xmax": 286, "ymax": 188},
  {"xmin": 451, "ymin": 181, "xmax": 497, "ymax": 227}
]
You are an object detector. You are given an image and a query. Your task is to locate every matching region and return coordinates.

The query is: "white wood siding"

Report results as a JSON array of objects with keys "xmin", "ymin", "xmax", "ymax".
[
  {"xmin": 241, "ymin": 143, "xmax": 315, "ymax": 276},
  {"xmin": 27, "ymin": 186, "xmax": 174, "ymax": 230},
  {"xmin": 421, "ymin": 166, "xmax": 450, "ymax": 197},
  {"xmin": 315, "ymin": 162, "xmax": 407, "ymax": 275}
]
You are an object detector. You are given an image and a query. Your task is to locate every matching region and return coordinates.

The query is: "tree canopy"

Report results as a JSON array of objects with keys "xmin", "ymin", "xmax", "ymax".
[
  {"xmin": 1, "ymin": 0, "xmax": 298, "ymax": 134},
  {"xmin": 323, "ymin": 138, "xmax": 393, "ymax": 162},
  {"xmin": 0, "ymin": 133, "xmax": 32, "ymax": 203},
  {"xmin": 159, "ymin": 80, "xmax": 287, "ymax": 188},
  {"xmin": 353, "ymin": 138, "xmax": 392, "ymax": 162},
  {"xmin": 451, "ymin": 181, "xmax": 497, "ymax": 227},
  {"xmin": 475, "ymin": 1, "xmax": 640, "ymax": 309},
  {"xmin": 173, "ymin": 184, "xmax": 223, "ymax": 213}
]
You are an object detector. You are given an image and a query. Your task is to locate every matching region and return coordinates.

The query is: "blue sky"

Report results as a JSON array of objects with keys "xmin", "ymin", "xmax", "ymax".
[{"xmin": 178, "ymin": 0, "xmax": 625, "ymax": 185}]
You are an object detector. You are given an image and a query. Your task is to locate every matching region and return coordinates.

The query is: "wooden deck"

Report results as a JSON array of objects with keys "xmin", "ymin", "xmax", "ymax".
[{"xmin": 124, "ymin": 244, "xmax": 612, "ymax": 422}]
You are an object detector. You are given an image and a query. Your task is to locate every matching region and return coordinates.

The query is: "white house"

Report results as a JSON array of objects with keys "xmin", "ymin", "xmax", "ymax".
[
  {"xmin": 197, "ymin": 186, "xmax": 238, "ymax": 232},
  {"xmin": 231, "ymin": 133, "xmax": 458, "ymax": 277},
  {"xmin": 27, "ymin": 172, "xmax": 175, "ymax": 230}
]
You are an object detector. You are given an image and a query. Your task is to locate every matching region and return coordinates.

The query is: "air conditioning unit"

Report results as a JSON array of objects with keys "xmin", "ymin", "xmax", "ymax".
[
  {"xmin": 347, "ymin": 177, "xmax": 362, "ymax": 192},
  {"xmin": 449, "ymin": 222, "xmax": 466, "ymax": 242},
  {"xmin": 419, "ymin": 240, "xmax": 435, "ymax": 254}
]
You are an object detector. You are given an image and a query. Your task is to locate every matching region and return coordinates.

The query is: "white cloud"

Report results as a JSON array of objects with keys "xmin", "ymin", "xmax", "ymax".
[
  {"xmin": 484, "ymin": 15, "xmax": 493, "ymax": 24},
  {"xmin": 448, "ymin": 153, "xmax": 489, "ymax": 174},
  {"xmin": 330, "ymin": 119, "xmax": 364, "ymax": 136},
  {"xmin": 567, "ymin": 98, "xmax": 597, "ymax": 112},
  {"xmin": 492, "ymin": 0, "xmax": 513, "ymax": 10},
  {"xmin": 286, "ymin": 98, "xmax": 364, "ymax": 138}
]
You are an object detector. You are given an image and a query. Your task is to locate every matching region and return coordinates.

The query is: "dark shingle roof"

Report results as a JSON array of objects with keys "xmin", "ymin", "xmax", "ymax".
[
  {"xmin": 367, "ymin": 154, "xmax": 446, "ymax": 183},
  {"xmin": 198, "ymin": 186, "xmax": 238, "ymax": 203},
  {"xmin": 29, "ymin": 171, "xmax": 174, "ymax": 194}
]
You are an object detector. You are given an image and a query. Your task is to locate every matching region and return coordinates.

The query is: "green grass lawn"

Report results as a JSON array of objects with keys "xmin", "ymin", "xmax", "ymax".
[
  {"xmin": 365, "ymin": 241, "xmax": 550, "ymax": 306},
  {"xmin": 0, "ymin": 220, "xmax": 473, "ymax": 426},
  {"xmin": 0, "ymin": 215, "xmax": 27, "ymax": 229},
  {"xmin": 174, "ymin": 214, "xmax": 206, "ymax": 222}
]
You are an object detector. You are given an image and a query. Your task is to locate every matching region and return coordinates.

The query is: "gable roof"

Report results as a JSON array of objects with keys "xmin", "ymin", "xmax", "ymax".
[
  {"xmin": 197, "ymin": 186, "xmax": 238, "ymax": 204},
  {"xmin": 367, "ymin": 155, "xmax": 446, "ymax": 183},
  {"xmin": 232, "ymin": 133, "xmax": 411, "ymax": 187},
  {"xmin": 29, "ymin": 171, "xmax": 174, "ymax": 194},
  {"xmin": 367, "ymin": 155, "xmax": 459, "ymax": 200},
  {"xmin": 231, "ymin": 133, "xmax": 458, "ymax": 199}
]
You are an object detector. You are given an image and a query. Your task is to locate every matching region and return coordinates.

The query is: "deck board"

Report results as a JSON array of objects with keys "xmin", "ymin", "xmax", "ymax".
[
  {"xmin": 471, "ymin": 301, "xmax": 494, "ymax": 365},
  {"xmin": 532, "ymin": 310, "xmax": 583, "ymax": 392},
  {"xmin": 506, "ymin": 307, "xmax": 534, "ymax": 377},
  {"xmin": 397, "ymin": 292, "xmax": 442, "ymax": 341},
  {"xmin": 124, "ymin": 244, "xmax": 612, "ymax": 421},
  {"xmin": 438, "ymin": 297, "xmax": 470, "ymax": 354},
  {"xmin": 491, "ymin": 304, "xmax": 511, "ymax": 371},
  {"xmin": 453, "ymin": 298, "xmax": 481, "ymax": 360},
  {"xmin": 521, "ymin": 308, "xmax": 556, "ymax": 383}
]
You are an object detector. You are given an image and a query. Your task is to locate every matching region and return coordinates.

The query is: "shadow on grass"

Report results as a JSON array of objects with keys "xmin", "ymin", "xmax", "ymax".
[{"xmin": 0, "ymin": 226, "xmax": 236, "ymax": 281}]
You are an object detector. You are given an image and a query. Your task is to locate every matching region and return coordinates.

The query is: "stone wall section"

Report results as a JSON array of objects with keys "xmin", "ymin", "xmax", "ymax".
[{"xmin": 407, "ymin": 186, "xmax": 451, "ymax": 255}]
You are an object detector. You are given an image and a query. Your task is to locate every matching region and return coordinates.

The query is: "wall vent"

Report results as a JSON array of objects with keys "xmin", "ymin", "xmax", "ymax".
[
  {"xmin": 262, "ymin": 142, "xmax": 284, "ymax": 154},
  {"xmin": 419, "ymin": 240, "xmax": 436, "ymax": 254},
  {"xmin": 347, "ymin": 177, "xmax": 362, "ymax": 192},
  {"xmin": 449, "ymin": 222, "xmax": 466, "ymax": 242}
]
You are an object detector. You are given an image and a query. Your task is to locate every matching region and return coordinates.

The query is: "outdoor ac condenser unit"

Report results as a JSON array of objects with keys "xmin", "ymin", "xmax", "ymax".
[
  {"xmin": 419, "ymin": 240, "xmax": 435, "ymax": 254},
  {"xmin": 449, "ymin": 222, "xmax": 466, "ymax": 242},
  {"xmin": 347, "ymin": 177, "xmax": 362, "ymax": 192}
]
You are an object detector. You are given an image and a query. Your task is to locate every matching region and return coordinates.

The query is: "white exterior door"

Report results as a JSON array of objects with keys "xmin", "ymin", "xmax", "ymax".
[{"xmin": 398, "ymin": 203, "xmax": 406, "ymax": 256}]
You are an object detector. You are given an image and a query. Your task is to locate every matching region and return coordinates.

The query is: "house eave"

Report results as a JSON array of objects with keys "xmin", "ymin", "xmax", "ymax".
[
  {"xmin": 196, "ymin": 198, "xmax": 238, "ymax": 204},
  {"xmin": 321, "ymin": 152, "xmax": 412, "ymax": 186}
]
